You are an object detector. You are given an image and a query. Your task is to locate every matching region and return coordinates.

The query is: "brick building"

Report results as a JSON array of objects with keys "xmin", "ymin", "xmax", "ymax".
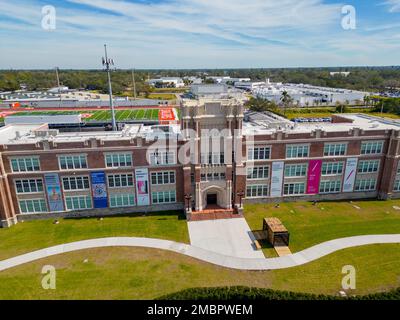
[{"xmin": 1, "ymin": 89, "xmax": 400, "ymax": 227}]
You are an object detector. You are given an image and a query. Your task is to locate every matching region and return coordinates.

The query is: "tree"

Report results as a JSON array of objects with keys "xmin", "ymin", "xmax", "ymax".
[
  {"xmin": 245, "ymin": 97, "xmax": 278, "ymax": 113},
  {"xmin": 280, "ymin": 91, "xmax": 293, "ymax": 115}
]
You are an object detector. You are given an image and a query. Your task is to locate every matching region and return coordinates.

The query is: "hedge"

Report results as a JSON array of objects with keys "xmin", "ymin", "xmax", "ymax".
[{"xmin": 158, "ymin": 286, "xmax": 400, "ymax": 300}]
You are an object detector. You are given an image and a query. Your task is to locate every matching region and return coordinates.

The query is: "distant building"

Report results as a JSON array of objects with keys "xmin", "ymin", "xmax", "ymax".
[
  {"xmin": 147, "ymin": 77, "xmax": 185, "ymax": 88},
  {"xmin": 330, "ymin": 72, "xmax": 351, "ymax": 77}
]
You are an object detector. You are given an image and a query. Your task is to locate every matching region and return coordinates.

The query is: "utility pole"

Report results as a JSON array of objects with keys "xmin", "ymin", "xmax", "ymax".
[
  {"xmin": 102, "ymin": 44, "xmax": 117, "ymax": 131},
  {"xmin": 132, "ymin": 69, "xmax": 137, "ymax": 99},
  {"xmin": 55, "ymin": 67, "xmax": 62, "ymax": 108}
]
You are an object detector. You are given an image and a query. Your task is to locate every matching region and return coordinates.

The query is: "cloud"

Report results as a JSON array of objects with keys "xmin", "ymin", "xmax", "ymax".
[
  {"xmin": 383, "ymin": 0, "xmax": 400, "ymax": 12},
  {"xmin": 0, "ymin": 0, "xmax": 399, "ymax": 68}
]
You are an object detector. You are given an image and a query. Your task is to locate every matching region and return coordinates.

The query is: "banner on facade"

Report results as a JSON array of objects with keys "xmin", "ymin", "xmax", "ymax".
[
  {"xmin": 135, "ymin": 168, "xmax": 150, "ymax": 206},
  {"xmin": 44, "ymin": 173, "xmax": 64, "ymax": 212},
  {"xmin": 307, "ymin": 160, "xmax": 322, "ymax": 194},
  {"xmin": 270, "ymin": 161, "xmax": 284, "ymax": 197},
  {"xmin": 90, "ymin": 171, "xmax": 108, "ymax": 208},
  {"xmin": 343, "ymin": 158, "xmax": 358, "ymax": 193}
]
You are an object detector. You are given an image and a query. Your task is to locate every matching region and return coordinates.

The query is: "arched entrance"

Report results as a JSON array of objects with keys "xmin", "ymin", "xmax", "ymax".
[{"xmin": 201, "ymin": 185, "xmax": 227, "ymax": 210}]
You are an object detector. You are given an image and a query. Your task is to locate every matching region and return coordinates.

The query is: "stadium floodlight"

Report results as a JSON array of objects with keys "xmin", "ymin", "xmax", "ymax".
[{"xmin": 102, "ymin": 44, "xmax": 117, "ymax": 131}]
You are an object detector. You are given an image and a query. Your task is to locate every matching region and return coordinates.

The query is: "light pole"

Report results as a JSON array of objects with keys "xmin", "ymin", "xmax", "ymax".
[
  {"xmin": 237, "ymin": 191, "xmax": 244, "ymax": 209},
  {"xmin": 102, "ymin": 44, "xmax": 117, "ymax": 131},
  {"xmin": 184, "ymin": 194, "xmax": 192, "ymax": 212}
]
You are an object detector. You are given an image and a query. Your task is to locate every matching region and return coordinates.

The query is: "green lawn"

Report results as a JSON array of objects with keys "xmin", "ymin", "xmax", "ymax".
[
  {"xmin": 0, "ymin": 200, "xmax": 399, "ymax": 299},
  {"xmin": 284, "ymin": 107, "xmax": 400, "ymax": 120},
  {"xmin": 0, "ymin": 244, "xmax": 399, "ymax": 299},
  {"xmin": 244, "ymin": 200, "xmax": 400, "ymax": 257},
  {"xmin": 0, "ymin": 211, "xmax": 188, "ymax": 261}
]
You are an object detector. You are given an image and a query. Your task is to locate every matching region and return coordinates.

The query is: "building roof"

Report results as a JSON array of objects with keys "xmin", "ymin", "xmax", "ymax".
[{"xmin": 243, "ymin": 113, "xmax": 400, "ymax": 136}]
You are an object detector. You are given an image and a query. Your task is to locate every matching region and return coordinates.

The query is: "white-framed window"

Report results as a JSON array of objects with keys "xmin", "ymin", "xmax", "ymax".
[
  {"xmin": 65, "ymin": 195, "xmax": 92, "ymax": 211},
  {"xmin": 247, "ymin": 166, "xmax": 269, "ymax": 180},
  {"xmin": 394, "ymin": 179, "xmax": 400, "ymax": 192},
  {"xmin": 19, "ymin": 199, "xmax": 47, "ymax": 214},
  {"xmin": 200, "ymin": 153, "xmax": 225, "ymax": 164},
  {"xmin": 107, "ymin": 174, "xmax": 134, "ymax": 188},
  {"xmin": 354, "ymin": 178, "xmax": 377, "ymax": 191},
  {"xmin": 357, "ymin": 160, "xmax": 380, "ymax": 173},
  {"xmin": 247, "ymin": 147, "xmax": 271, "ymax": 160},
  {"xmin": 284, "ymin": 164, "xmax": 307, "ymax": 177},
  {"xmin": 10, "ymin": 157, "xmax": 40, "ymax": 172},
  {"xmin": 149, "ymin": 151, "xmax": 176, "ymax": 165},
  {"xmin": 321, "ymin": 162, "xmax": 344, "ymax": 176},
  {"xmin": 15, "ymin": 179, "xmax": 44, "ymax": 194},
  {"xmin": 151, "ymin": 171, "xmax": 176, "ymax": 185},
  {"xmin": 283, "ymin": 182, "xmax": 305, "ymax": 195},
  {"xmin": 152, "ymin": 190, "xmax": 176, "ymax": 204},
  {"xmin": 109, "ymin": 193, "xmax": 135, "ymax": 208},
  {"xmin": 246, "ymin": 185, "xmax": 268, "ymax": 198},
  {"xmin": 319, "ymin": 180, "xmax": 341, "ymax": 194},
  {"xmin": 324, "ymin": 143, "xmax": 347, "ymax": 156},
  {"xmin": 361, "ymin": 141, "xmax": 384, "ymax": 155},
  {"xmin": 286, "ymin": 145, "xmax": 309, "ymax": 159},
  {"xmin": 200, "ymin": 172, "xmax": 226, "ymax": 181},
  {"xmin": 62, "ymin": 176, "xmax": 90, "ymax": 191},
  {"xmin": 105, "ymin": 153, "xmax": 133, "ymax": 168},
  {"xmin": 59, "ymin": 155, "xmax": 87, "ymax": 170}
]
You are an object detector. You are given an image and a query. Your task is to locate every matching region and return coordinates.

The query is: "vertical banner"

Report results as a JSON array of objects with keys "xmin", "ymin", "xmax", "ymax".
[
  {"xmin": 44, "ymin": 173, "xmax": 64, "ymax": 212},
  {"xmin": 307, "ymin": 160, "xmax": 322, "ymax": 194},
  {"xmin": 91, "ymin": 171, "xmax": 108, "ymax": 208},
  {"xmin": 343, "ymin": 158, "xmax": 358, "ymax": 192},
  {"xmin": 270, "ymin": 162, "xmax": 284, "ymax": 197},
  {"xmin": 135, "ymin": 168, "xmax": 150, "ymax": 206}
]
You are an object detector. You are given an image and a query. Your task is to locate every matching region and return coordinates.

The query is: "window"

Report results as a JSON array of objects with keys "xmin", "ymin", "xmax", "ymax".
[
  {"xmin": 247, "ymin": 147, "xmax": 270, "ymax": 160},
  {"xmin": 286, "ymin": 145, "xmax": 309, "ymax": 159},
  {"xmin": 62, "ymin": 176, "xmax": 90, "ymax": 191},
  {"xmin": 152, "ymin": 191, "xmax": 176, "ymax": 204},
  {"xmin": 149, "ymin": 151, "xmax": 176, "ymax": 165},
  {"xmin": 394, "ymin": 179, "xmax": 400, "ymax": 192},
  {"xmin": 246, "ymin": 185, "xmax": 268, "ymax": 198},
  {"xmin": 109, "ymin": 194, "xmax": 135, "ymax": 208},
  {"xmin": 357, "ymin": 160, "xmax": 380, "ymax": 173},
  {"xmin": 283, "ymin": 182, "xmax": 305, "ymax": 195},
  {"xmin": 105, "ymin": 153, "xmax": 132, "ymax": 168},
  {"xmin": 321, "ymin": 162, "xmax": 344, "ymax": 175},
  {"xmin": 247, "ymin": 166, "xmax": 269, "ymax": 180},
  {"xmin": 11, "ymin": 157, "xmax": 40, "ymax": 172},
  {"xmin": 354, "ymin": 179, "xmax": 377, "ymax": 191},
  {"xmin": 361, "ymin": 141, "xmax": 384, "ymax": 155},
  {"xmin": 200, "ymin": 153, "xmax": 225, "ymax": 164},
  {"xmin": 200, "ymin": 172, "xmax": 225, "ymax": 181},
  {"xmin": 151, "ymin": 171, "xmax": 176, "ymax": 185},
  {"xmin": 319, "ymin": 180, "xmax": 341, "ymax": 194},
  {"xmin": 108, "ymin": 174, "xmax": 134, "ymax": 188},
  {"xmin": 15, "ymin": 179, "xmax": 43, "ymax": 193},
  {"xmin": 284, "ymin": 164, "xmax": 307, "ymax": 177},
  {"xmin": 324, "ymin": 143, "xmax": 347, "ymax": 156},
  {"xmin": 59, "ymin": 155, "xmax": 87, "ymax": 170},
  {"xmin": 19, "ymin": 199, "xmax": 47, "ymax": 214},
  {"xmin": 65, "ymin": 196, "xmax": 92, "ymax": 211}
]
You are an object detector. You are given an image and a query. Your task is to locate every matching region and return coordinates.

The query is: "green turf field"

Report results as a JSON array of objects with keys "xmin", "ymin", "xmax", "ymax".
[{"xmin": 0, "ymin": 109, "xmax": 161, "ymax": 122}]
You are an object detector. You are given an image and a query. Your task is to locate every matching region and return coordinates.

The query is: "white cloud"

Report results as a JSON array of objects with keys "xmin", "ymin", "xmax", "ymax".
[
  {"xmin": 0, "ymin": 0, "xmax": 399, "ymax": 68},
  {"xmin": 384, "ymin": 0, "xmax": 400, "ymax": 12}
]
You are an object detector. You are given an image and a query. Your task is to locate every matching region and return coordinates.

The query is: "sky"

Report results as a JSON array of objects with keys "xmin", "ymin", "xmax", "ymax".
[{"xmin": 0, "ymin": 0, "xmax": 400, "ymax": 69}]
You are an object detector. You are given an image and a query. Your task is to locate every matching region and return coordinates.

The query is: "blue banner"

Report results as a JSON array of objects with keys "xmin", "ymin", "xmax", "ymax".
[
  {"xmin": 91, "ymin": 171, "xmax": 108, "ymax": 208},
  {"xmin": 44, "ymin": 173, "xmax": 64, "ymax": 212}
]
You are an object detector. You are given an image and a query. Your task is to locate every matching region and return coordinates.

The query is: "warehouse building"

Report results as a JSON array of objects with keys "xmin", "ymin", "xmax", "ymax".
[{"xmin": 1, "ymin": 88, "xmax": 400, "ymax": 227}]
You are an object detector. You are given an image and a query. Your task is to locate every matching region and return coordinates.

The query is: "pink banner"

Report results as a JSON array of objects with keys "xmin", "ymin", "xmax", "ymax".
[{"xmin": 307, "ymin": 160, "xmax": 322, "ymax": 194}]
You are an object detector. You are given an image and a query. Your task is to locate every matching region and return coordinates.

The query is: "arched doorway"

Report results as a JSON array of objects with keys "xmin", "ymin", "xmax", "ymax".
[{"xmin": 201, "ymin": 185, "xmax": 227, "ymax": 210}]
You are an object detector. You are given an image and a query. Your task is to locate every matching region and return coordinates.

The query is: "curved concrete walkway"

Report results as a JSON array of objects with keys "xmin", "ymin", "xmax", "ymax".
[{"xmin": 0, "ymin": 234, "xmax": 400, "ymax": 272}]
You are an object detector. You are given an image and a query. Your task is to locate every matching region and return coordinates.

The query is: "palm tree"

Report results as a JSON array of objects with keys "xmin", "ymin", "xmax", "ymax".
[
  {"xmin": 280, "ymin": 91, "xmax": 293, "ymax": 115},
  {"xmin": 363, "ymin": 95, "xmax": 371, "ymax": 107}
]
